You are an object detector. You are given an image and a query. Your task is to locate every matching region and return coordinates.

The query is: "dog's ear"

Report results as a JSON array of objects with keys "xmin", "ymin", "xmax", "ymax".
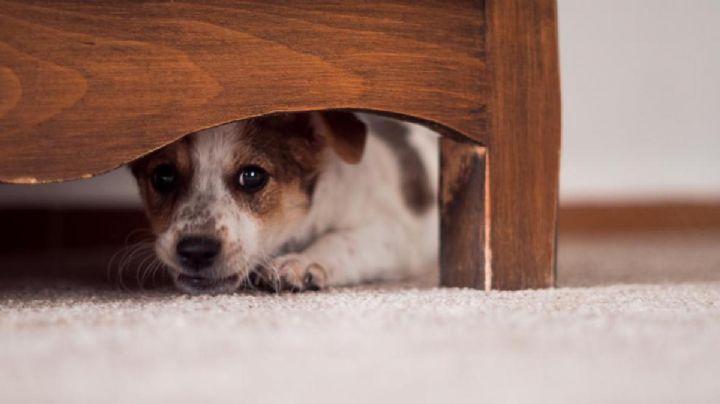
[
  {"xmin": 256, "ymin": 111, "xmax": 367, "ymax": 165},
  {"xmin": 311, "ymin": 111, "xmax": 367, "ymax": 165}
]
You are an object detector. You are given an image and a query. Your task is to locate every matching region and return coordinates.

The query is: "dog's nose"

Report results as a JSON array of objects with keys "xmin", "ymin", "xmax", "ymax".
[{"xmin": 176, "ymin": 236, "xmax": 221, "ymax": 271}]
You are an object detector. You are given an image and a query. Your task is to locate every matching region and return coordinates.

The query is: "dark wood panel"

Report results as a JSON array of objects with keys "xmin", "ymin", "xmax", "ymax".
[
  {"xmin": 0, "ymin": 0, "xmax": 486, "ymax": 183},
  {"xmin": 560, "ymin": 203, "xmax": 720, "ymax": 234},
  {"xmin": 5, "ymin": 202, "xmax": 717, "ymax": 253},
  {"xmin": 0, "ymin": 208, "xmax": 149, "ymax": 253},
  {"xmin": 439, "ymin": 138, "xmax": 488, "ymax": 289},
  {"xmin": 485, "ymin": 0, "xmax": 561, "ymax": 290},
  {"xmin": 0, "ymin": 207, "xmax": 156, "ymax": 285},
  {"xmin": 3, "ymin": 202, "xmax": 719, "ymax": 284}
]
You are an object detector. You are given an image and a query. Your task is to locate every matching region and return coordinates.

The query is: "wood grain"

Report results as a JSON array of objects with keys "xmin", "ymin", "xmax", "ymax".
[
  {"xmin": 0, "ymin": 0, "xmax": 486, "ymax": 183},
  {"xmin": 485, "ymin": 0, "xmax": 561, "ymax": 289},
  {"xmin": 440, "ymin": 138, "xmax": 488, "ymax": 289},
  {"xmin": 0, "ymin": 0, "xmax": 563, "ymax": 291}
]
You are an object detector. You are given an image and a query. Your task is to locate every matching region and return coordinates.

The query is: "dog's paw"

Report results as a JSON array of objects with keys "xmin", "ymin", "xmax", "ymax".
[{"xmin": 251, "ymin": 254, "xmax": 328, "ymax": 292}]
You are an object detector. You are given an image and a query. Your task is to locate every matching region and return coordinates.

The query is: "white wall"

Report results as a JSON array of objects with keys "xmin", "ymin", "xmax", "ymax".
[
  {"xmin": 558, "ymin": 0, "xmax": 720, "ymax": 202},
  {"xmin": 0, "ymin": 168, "xmax": 141, "ymax": 208},
  {"xmin": 1, "ymin": 0, "xmax": 719, "ymax": 207}
]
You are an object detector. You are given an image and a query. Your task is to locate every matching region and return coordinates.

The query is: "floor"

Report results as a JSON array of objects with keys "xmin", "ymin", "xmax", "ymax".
[{"xmin": 1, "ymin": 230, "xmax": 720, "ymax": 404}]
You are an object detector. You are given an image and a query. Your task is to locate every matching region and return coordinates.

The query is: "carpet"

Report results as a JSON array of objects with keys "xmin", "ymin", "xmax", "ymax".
[{"xmin": 1, "ymin": 230, "xmax": 720, "ymax": 404}]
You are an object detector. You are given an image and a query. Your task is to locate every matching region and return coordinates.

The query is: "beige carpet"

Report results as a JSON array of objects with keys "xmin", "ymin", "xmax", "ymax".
[{"xmin": 2, "ymin": 231, "xmax": 720, "ymax": 404}]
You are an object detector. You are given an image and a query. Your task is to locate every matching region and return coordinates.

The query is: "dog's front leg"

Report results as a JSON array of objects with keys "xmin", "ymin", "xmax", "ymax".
[{"xmin": 253, "ymin": 222, "xmax": 415, "ymax": 292}]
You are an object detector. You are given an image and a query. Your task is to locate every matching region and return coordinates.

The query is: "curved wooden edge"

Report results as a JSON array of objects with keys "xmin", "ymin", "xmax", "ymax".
[
  {"xmin": 0, "ymin": 0, "xmax": 487, "ymax": 184},
  {"xmin": 0, "ymin": 108, "xmax": 483, "ymax": 185}
]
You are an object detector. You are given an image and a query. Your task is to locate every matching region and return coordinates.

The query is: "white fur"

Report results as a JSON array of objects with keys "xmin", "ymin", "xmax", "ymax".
[
  {"xmin": 156, "ymin": 122, "xmax": 261, "ymax": 281},
  {"xmin": 154, "ymin": 114, "xmax": 438, "ymax": 290},
  {"xmin": 286, "ymin": 117, "xmax": 439, "ymax": 285}
]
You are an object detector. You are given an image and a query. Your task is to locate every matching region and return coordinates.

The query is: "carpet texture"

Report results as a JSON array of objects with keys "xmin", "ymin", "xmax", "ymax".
[{"xmin": 2, "ymin": 231, "xmax": 720, "ymax": 404}]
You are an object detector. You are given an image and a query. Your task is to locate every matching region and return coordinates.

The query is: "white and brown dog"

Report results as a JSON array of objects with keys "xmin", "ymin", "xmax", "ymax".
[{"xmin": 131, "ymin": 112, "xmax": 438, "ymax": 293}]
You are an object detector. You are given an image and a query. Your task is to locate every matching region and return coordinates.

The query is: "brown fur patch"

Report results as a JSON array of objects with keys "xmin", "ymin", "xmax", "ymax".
[
  {"xmin": 371, "ymin": 118, "xmax": 434, "ymax": 215},
  {"xmin": 243, "ymin": 114, "xmax": 322, "ymax": 180},
  {"xmin": 132, "ymin": 112, "xmax": 365, "ymax": 237},
  {"xmin": 226, "ymin": 114, "xmax": 324, "ymax": 221},
  {"xmin": 315, "ymin": 111, "xmax": 367, "ymax": 164},
  {"xmin": 130, "ymin": 137, "xmax": 194, "ymax": 233}
]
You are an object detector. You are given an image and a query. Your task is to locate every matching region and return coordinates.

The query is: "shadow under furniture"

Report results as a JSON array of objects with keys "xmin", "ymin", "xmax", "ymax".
[{"xmin": 0, "ymin": 0, "xmax": 561, "ymax": 290}]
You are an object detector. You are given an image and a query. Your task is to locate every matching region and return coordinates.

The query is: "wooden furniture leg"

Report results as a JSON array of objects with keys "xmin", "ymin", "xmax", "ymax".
[
  {"xmin": 0, "ymin": 0, "xmax": 560, "ymax": 290},
  {"xmin": 440, "ymin": 137, "xmax": 488, "ymax": 289},
  {"xmin": 486, "ymin": 0, "xmax": 561, "ymax": 290},
  {"xmin": 440, "ymin": 0, "xmax": 561, "ymax": 290}
]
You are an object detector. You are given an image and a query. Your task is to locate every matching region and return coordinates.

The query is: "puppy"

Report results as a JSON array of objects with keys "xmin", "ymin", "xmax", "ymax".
[{"xmin": 131, "ymin": 111, "xmax": 438, "ymax": 293}]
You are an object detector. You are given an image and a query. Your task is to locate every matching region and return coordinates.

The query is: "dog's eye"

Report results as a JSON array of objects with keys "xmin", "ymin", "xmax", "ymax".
[
  {"xmin": 237, "ymin": 165, "xmax": 268, "ymax": 193},
  {"xmin": 151, "ymin": 164, "xmax": 177, "ymax": 193}
]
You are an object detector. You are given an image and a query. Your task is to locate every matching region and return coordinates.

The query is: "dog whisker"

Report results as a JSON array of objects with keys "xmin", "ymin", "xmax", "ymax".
[
  {"xmin": 107, "ymin": 241, "xmax": 155, "ymax": 291},
  {"xmin": 136, "ymin": 251, "xmax": 159, "ymax": 290},
  {"xmin": 127, "ymin": 113, "xmax": 438, "ymax": 294}
]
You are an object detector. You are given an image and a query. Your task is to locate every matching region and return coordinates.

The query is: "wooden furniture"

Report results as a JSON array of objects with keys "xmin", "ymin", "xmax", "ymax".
[{"xmin": 0, "ymin": 0, "xmax": 561, "ymax": 290}]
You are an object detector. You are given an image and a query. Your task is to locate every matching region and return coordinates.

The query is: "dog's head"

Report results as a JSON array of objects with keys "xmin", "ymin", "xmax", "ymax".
[{"xmin": 130, "ymin": 111, "xmax": 367, "ymax": 293}]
